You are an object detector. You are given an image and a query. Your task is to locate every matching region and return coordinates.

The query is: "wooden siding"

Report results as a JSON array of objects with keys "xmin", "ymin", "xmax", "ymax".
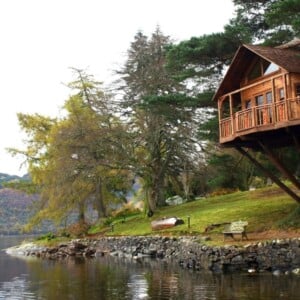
[
  {"xmin": 215, "ymin": 43, "xmax": 300, "ymax": 148},
  {"xmin": 218, "ymin": 69, "xmax": 300, "ymax": 146},
  {"xmin": 291, "ymin": 73, "xmax": 300, "ymax": 96}
]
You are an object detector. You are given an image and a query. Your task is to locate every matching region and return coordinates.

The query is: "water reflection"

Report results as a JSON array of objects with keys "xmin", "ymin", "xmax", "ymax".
[
  {"xmin": 0, "ymin": 275, "xmax": 35, "ymax": 300},
  {"xmin": 1, "ymin": 237, "xmax": 300, "ymax": 300},
  {"xmin": 127, "ymin": 274, "xmax": 149, "ymax": 300}
]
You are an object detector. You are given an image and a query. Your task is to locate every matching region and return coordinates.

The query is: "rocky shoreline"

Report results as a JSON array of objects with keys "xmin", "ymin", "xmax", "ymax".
[{"xmin": 6, "ymin": 236, "xmax": 300, "ymax": 275}]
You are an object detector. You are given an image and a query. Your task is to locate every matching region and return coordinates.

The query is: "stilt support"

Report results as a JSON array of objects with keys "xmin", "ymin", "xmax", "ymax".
[
  {"xmin": 235, "ymin": 146, "xmax": 300, "ymax": 204},
  {"xmin": 258, "ymin": 140, "xmax": 300, "ymax": 191}
]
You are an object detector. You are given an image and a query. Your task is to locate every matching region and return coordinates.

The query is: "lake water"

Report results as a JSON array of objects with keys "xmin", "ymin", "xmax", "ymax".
[{"xmin": 1, "ymin": 236, "xmax": 300, "ymax": 300}]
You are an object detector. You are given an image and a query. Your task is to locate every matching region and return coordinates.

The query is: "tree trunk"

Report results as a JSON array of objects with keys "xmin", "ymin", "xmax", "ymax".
[
  {"xmin": 148, "ymin": 167, "xmax": 166, "ymax": 209},
  {"xmin": 147, "ymin": 192, "xmax": 156, "ymax": 217},
  {"xmin": 154, "ymin": 174, "xmax": 165, "ymax": 207},
  {"xmin": 78, "ymin": 202, "xmax": 85, "ymax": 223},
  {"xmin": 95, "ymin": 176, "xmax": 107, "ymax": 218}
]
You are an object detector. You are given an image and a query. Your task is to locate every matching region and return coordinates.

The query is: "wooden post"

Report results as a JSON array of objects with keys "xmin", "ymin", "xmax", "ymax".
[
  {"xmin": 284, "ymin": 74, "xmax": 289, "ymax": 120},
  {"xmin": 235, "ymin": 146, "xmax": 300, "ymax": 204},
  {"xmin": 218, "ymin": 98, "xmax": 222, "ymax": 138},
  {"xmin": 229, "ymin": 94, "xmax": 234, "ymax": 135},
  {"xmin": 271, "ymin": 78, "xmax": 276, "ymax": 123},
  {"xmin": 252, "ymin": 106, "xmax": 256, "ymax": 127},
  {"xmin": 272, "ymin": 78, "xmax": 276, "ymax": 102}
]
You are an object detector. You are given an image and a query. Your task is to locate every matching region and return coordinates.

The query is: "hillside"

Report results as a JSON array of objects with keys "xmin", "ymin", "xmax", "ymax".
[
  {"xmin": 0, "ymin": 172, "xmax": 39, "ymax": 234},
  {"xmin": 0, "ymin": 188, "xmax": 39, "ymax": 234},
  {"xmin": 0, "ymin": 173, "xmax": 95, "ymax": 235},
  {"xmin": 89, "ymin": 184, "xmax": 300, "ymax": 244},
  {"xmin": 0, "ymin": 172, "xmax": 29, "ymax": 188},
  {"xmin": 1, "ymin": 172, "xmax": 299, "ymax": 242}
]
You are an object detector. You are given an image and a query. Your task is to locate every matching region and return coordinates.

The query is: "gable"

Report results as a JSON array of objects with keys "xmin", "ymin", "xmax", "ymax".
[
  {"xmin": 213, "ymin": 43, "xmax": 300, "ymax": 101},
  {"xmin": 245, "ymin": 56, "xmax": 280, "ymax": 82},
  {"xmin": 246, "ymin": 44, "xmax": 300, "ymax": 73}
]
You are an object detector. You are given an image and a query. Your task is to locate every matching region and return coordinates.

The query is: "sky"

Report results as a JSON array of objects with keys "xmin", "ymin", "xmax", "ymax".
[{"xmin": 0, "ymin": 0, "xmax": 235, "ymax": 176}]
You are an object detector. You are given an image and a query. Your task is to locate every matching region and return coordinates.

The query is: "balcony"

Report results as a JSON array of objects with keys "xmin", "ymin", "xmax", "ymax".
[{"xmin": 219, "ymin": 97, "xmax": 300, "ymax": 144}]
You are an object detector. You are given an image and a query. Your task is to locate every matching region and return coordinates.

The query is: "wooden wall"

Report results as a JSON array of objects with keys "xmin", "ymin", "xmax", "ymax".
[
  {"xmin": 290, "ymin": 73, "xmax": 300, "ymax": 97},
  {"xmin": 240, "ymin": 71, "xmax": 288, "ymax": 109}
]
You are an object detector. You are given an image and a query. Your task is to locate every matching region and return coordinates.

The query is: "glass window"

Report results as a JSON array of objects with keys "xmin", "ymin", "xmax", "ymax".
[
  {"xmin": 266, "ymin": 91, "xmax": 273, "ymax": 123},
  {"xmin": 247, "ymin": 58, "xmax": 279, "ymax": 81},
  {"xmin": 256, "ymin": 95, "xmax": 264, "ymax": 106},
  {"xmin": 296, "ymin": 84, "xmax": 300, "ymax": 97},
  {"xmin": 266, "ymin": 91, "xmax": 272, "ymax": 104},
  {"xmin": 248, "ymin": 60, "xmax": 261, "ymax": 81},
  {"xmin": 245, "ymin": 100, "xmax": 251, "ymax": 109},
  {"xmin": 264, "ymin": 62, "xmax": 279, "ymax": 75},
  {"xmin": 279, "ymin": 88, "xmax": 285, "ymax": 100}
]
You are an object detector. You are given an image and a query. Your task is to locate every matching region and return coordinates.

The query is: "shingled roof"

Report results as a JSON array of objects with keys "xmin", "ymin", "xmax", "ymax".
[
  {"xmin": 245, "ymin": 44, "xmax": 300, "ymax": 73},
  {"xmin": 213, "ymin": 41, "xmax": 300, "ymax": 101}
]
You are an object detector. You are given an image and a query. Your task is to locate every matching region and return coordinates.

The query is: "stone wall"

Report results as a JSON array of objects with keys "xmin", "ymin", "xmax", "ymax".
[{"xmin": 8, "ymin": 236, "xmax": 300, "ymax": 274}]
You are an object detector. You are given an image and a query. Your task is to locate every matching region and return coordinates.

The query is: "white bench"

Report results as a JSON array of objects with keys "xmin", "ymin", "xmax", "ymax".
[{"xmin": 223, "ymin": 221, "xmax": 248, "ymax": 241}]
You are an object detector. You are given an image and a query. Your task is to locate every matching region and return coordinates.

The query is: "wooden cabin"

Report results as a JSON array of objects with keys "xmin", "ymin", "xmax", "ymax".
[{"xmin": 214, "ymin": 39, "xmax": 300, "ymax": 149}]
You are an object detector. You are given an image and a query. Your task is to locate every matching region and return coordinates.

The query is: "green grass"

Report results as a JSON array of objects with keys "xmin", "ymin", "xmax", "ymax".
[
  {"xmin": 30, "ymin": 184, "xmax": 298, "ymax": 247},
  {"xmin": 89, "ymin": 184, "xmax": 299, "ymax": 241},
  {"xmin": 91, "ymin": 186, "xmax": 300, "ymax": 235}
]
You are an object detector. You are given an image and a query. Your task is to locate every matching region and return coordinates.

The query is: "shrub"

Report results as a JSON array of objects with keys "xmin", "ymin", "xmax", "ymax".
[
  {"xmin": 209, "ymin": 188, "xmax": 238, "ymax": 197},
  {"xmin": 36, "ymin": 232, "xmax": 56, "ymax": 241},
  {"xmin": 112, "ymin": 202, "xmax": 142, "ymax": 218},
  {"xmin": 65, "ymin": 222, "xmax": 90, "ymax": 237}
]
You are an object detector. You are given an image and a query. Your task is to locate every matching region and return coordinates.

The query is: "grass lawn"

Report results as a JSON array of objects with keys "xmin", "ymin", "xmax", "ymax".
[{"xmin": 89, "ymin": 184, "xmax": 300, "ymax": 245}]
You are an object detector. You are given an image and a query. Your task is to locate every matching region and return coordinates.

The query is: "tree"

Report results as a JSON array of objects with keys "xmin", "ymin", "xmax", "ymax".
[
  {"xmin": 11, "ymin": 69, "xmax": 133, "ymax": 230},
  {"xmin": 231, "ymin": 0, "xmax": 275, "ymax": 40},
  {"xmin": 117, "ymin": 28, "xmax": 199, "ymax": 214},
  {"xmin": 166, "ymin": 32, "xmax": 245, "ymax": 92},
  {"xmin": 165, "ymin": 0, "xmax": 300, "ymax": 194},
  {"xmin": 231, "ymin": 0, "xmax": 299, "ymax": 45},
  {"xmin": 165, "ymin": 0, "xmax": 299, "ymax": 133},
  {"xmin": 165, "ymin": 28, "xmax": 249, "ymax": 145}
]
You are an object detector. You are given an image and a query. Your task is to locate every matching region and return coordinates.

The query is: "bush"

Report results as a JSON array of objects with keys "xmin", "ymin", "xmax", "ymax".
[
  {"xmin": 103, "ymin": 217, "xmax": 114, "ymax": 226},
  {"xmin": 65, "ymin": 222, "xmax": 90, "ymax": 237},
  {"xmin": 36, "ymin": 232, "xmax": 56, "ymax": 241},
  {"xmin": 112, "ymin": 203, "xmax": 141, "ymax": 218},
  {"xmin": 209, "ymin": 188, "xmax": 238, "ymax": 197},
  {"xmin": 250, "ymin": 176, "xmax": 266, "ymax": 189}
]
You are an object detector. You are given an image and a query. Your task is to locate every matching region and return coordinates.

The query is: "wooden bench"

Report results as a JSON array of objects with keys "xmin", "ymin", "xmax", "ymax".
[{"xmin": 223, "ymin": 221, "xmax": 248, "ymax": 241}]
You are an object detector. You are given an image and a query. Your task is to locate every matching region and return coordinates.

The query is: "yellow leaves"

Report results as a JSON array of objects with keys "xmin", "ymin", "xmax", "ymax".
[
  {"xmin": 12, "ymin": 69, "xmax": 135, "ymax": 228},
  {"xmin": 17, "ymin": 113, "xmax": 56, "ymax": 140}
]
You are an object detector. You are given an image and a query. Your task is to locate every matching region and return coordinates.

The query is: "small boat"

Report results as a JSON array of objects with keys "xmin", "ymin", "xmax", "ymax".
[{"xmin": 151, "ymin": 217, "xmax": 184, "ymax": 230}]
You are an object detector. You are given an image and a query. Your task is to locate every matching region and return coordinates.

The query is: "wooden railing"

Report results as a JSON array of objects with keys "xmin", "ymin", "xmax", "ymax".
[
  {"xmin": 220, "ymin": 117, "xmax": 233, "ymax": 138},
  {"xmin": 220, "ymin": 98, "xmax": 300, "ymax": 141}
]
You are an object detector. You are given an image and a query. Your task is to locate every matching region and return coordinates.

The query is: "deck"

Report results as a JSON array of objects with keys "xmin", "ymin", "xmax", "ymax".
[{"xmin": 219, "ymin": 97, "xmax": 300, "ymax": 146}]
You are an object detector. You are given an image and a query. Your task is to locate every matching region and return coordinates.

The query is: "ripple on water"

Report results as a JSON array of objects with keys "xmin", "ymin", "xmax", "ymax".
[
  {"xmin": 0, "ymin": 275, "xmax": 36, "ymax": 300},
  {"xmin": 126, "ymin": 274, "xmax": 149, "ymax": 300}
]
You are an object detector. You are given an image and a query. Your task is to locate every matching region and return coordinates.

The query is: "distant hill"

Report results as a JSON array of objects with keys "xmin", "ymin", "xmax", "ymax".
[
  {"xmin": 0, "ymin": 172, "xmax": 97, "ymax": 235},
  {"xmin": 0, "ymin": 172, "xmax": 54, "ymax": 235},
  {"xmin": 0, "ymin": 172, "xmax": 29, "ymax": 188},
  {"xmin": 0, "ymin": 187, "xmax": 39, "ymax": 234}
]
